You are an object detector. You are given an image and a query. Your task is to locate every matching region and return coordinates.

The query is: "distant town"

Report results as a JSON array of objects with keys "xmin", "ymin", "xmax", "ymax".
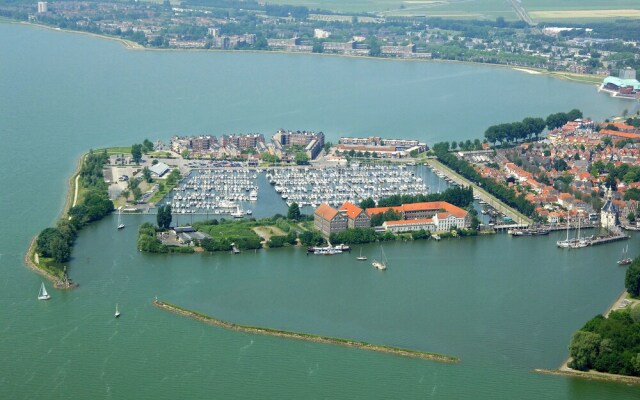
[{"xmin": 1, "ymin": 0, "xmax": 639, "ymax": 97}]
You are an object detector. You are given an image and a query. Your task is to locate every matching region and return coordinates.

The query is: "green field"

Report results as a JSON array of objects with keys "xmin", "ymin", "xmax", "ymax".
[
  {"xmin": 268, "ymin": 0, "xmax": 518, "ymax": 19},
  {"xmin": 264, "ymin": 0, "xmax": 639, "ymax": 20},
  {"xmin": 523, "ymin": 0, "xmax": 640, "ymax": 21}
]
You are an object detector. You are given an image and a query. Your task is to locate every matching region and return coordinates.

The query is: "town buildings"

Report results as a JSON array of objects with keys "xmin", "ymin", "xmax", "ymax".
[
  {"xmin": 337, "ymin": 136, "xmax": 427, "ymax": 158},
  {"xmin": 314, "ymin": 202, "xmax": 371, "ymax": 237},
  {"xmin": 272, "ymin": 129, "xmax": 325, "ymax": 160},
  {"xmin": 367, "ymin": 202, "xmax": 470, "ymax": 232}
]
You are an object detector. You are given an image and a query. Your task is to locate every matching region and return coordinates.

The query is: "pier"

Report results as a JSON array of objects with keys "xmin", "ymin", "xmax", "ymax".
[{"xmin": 425, "ymin": 159, "xmax": 533, "ymax": 226}]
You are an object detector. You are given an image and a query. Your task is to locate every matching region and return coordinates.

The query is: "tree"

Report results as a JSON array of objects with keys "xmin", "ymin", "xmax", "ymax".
[
  {"xmin": 142, "ymin": 139, "xmax": 154, "ymax": 153},
  {"xmin": 157, "ymin": 205, "xmax": 172, "ymax": 229},
  {"xmin": 142, "ymin": 166, "xmax": 153, "ymax": 183},
  {"xmin": 50, "ymin": 235, "xmax": 71, "ymax": 263},
  {"xmin": 625, "ymin": 258, "xmax": 640, "ymax": 296},
  {"xmin": 568, "ymin": 330, "xmax": 602, "ymax": 371},
  {"xmin": 295, "ymin": 152, "xmax": 309, "ymax": 165},
  {"xmin": 131, "ymin": 144, "xmax": 143, "ymax": 164},
  {"xmin": 181, "ymin": 149, "xmax": 190, "ymax": 159},
  {"xmin": 287, "ymin": 202, "xmax": 301, "ymax": 221},
  {"xmin": 359, "ymin": 197, "xmax": 376, "ymax": 209}
]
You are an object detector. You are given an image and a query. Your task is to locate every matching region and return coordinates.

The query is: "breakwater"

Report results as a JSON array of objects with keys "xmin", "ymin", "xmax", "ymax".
[
  {"xmin": 153, "ymin": 299, "xmax": 460, "ymax": 363},
  {"xmin": 534, "ymin": 368, "xmax": 640, "ymax": 386}
]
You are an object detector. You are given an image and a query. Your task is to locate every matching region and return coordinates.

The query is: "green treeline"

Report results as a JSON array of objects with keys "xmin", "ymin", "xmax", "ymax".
[
  {"xmin": 35, "ymin": 150, "xmax": 114, "ymax": 266},
  {"xmin": 431, "ymin": 143, "xmax": 536, "ymax": 217},
  {"xmin": 484, "ymin": 109, "xmax": 582, "ymax": 146},
  {"xmin": 371, "ymin": 186, "xmax": 474, "ymax": 208}
]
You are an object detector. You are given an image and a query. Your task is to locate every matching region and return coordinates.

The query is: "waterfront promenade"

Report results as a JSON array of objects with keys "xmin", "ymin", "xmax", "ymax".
[{"xmin": 425, "ymin": 159, "xmax": 533, "ymax": 226}]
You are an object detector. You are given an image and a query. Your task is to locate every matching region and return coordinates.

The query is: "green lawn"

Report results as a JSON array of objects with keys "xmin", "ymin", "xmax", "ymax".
[{"xmin": 265, "ymin": 0, "xmax": 518, "ymax": 19}]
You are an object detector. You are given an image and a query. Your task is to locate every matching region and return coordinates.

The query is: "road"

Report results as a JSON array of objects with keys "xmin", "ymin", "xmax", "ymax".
[
  {"xmin": 509, "ymin": 0, "xmax": 534, "ymax": 25},
  {"xmin": 425, "ymin": 159, "xmax": 533, "ymax": 226}
]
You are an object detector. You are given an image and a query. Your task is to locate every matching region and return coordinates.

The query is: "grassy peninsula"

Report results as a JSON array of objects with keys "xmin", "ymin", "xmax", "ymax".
[
  {"xmin": 25, "ymin": 149, "xmax": 114, "ymax": 288},
  {"xmin": 153, "ymin": 299, "xmax": 460, "ymax": 363}
]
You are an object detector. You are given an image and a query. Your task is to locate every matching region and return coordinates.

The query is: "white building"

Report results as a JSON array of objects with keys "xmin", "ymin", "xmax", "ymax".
[
  {"xmin": 600, "ymin": 187, "xmax": 618, "ymax": 229},
  {"xmin": 37, "ymin": 2, "xmax": 48, "ymax": 13},
  {"xmin": 314, "ymin": 29, "xmax": 331, "ymax": 39}
]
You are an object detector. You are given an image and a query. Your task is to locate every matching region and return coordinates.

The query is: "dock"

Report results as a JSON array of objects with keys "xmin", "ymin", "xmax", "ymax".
[
  {"xmin": 425, "ymin": 159, "xmax": 533, "ymax": 226},
  {"xmin": 587, "ymin": 233, "xmax": 629, "ymax": 246}
]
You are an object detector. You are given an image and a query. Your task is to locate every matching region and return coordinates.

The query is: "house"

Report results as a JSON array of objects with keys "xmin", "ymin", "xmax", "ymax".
[
  {"xmin": 314, "ymin": 203, "xmax": 348, "ymax": 237},
  {"xmin": 339, "ymin": 202, "xmax": 371, "ymax": 229}
]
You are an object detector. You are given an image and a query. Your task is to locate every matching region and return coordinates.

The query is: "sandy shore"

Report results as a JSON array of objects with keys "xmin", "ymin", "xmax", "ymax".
[{"xmin": 153, "ymin": 299, "xmax": 460, "ymax": 363}]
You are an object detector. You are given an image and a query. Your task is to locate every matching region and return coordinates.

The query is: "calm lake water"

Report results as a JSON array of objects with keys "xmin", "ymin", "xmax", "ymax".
[{"xmin": 1, "ymin": 23, "xmax": 639, "ymax": 399}]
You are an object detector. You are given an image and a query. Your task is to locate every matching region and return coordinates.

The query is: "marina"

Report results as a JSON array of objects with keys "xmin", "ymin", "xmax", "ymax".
[
  {"xmin": 267, "ymin": 164, "xmax": 428, "ymax": 208},
  {"xmin": 165, "ymin": 168, "xmax": 259, "ymax": 215}
]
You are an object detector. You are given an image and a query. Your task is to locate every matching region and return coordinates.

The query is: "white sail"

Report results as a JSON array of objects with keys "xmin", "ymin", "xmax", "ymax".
[
  {"xmin": 115, "ymin": 303, "xmax": 121, "ymax": 318},
  {"xmin": 38, "ymin": 282, "xmax": 50, "ymax": 300}
]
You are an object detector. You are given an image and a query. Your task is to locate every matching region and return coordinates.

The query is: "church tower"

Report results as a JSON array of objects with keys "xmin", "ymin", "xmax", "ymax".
[{"xmin": 600, "ymin": 187, "xmax": 618, "ymax": 229}]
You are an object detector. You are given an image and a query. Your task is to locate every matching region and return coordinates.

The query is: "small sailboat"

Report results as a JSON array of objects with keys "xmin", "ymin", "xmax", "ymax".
[
  {"xmin": 618, "ymin": 245, "xmax": 632, "ymax": 266},
  {"xmin": 372, "ymin": 245, "xmax": 387, "ymax": 271},
  {"xmin": 117, "ymin": 206, "xmax": 125, "ymax": 230},
  {"xmin": 114, "ymin": 304, "xmax": 121, "ymax": 318},
  {"xmin": 356, "ymin": 248, "xmax": 367, "ymax": 261},
  {"xmin": 37, "ymin": 282, "xmax": 51, "ymax": 300}
]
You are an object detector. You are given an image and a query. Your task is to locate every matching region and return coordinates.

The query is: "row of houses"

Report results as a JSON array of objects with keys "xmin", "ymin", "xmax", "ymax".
[{"xmin": 313, "ymin": 201, "xmax": 470, "ymax": 237}]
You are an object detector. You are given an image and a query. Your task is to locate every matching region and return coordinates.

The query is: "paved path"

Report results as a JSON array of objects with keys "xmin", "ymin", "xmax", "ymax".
[
  {"xmin": 72, "ymin": 174, "xmax": 80, "ymax": 207},
  {"xmin": 425, "ymin": 159, "xmax": 533, "ymax": 226}
]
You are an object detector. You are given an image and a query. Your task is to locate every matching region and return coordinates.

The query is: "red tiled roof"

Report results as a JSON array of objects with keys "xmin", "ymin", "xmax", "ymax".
[
  {"xmin": 600, "ymin": 130, "xmax": 640, "ymax": 140},
  {"xmin": 384, "ymin": 218, "xmax": 433, "ymax": 226},
  {"xmin": 339, "ymin": 201, "xmax": 364, "ymax": 220},
  {"xmin": 315, "ymin": 203, "xmax": 339, "ymax": 220}
]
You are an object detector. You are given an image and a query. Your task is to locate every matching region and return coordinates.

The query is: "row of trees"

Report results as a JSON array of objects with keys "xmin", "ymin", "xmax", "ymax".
[
  {"xmin": 156, "ymin": 205, "xmax": 172, "ymax": 229},
  {"xmin": 37, "ymin": 150, "xmax": 114, "ymax": 263},
  {"xmin": 432, "ymin": 142, "xmax": 536, "ymax": 217},
  {"xmin": 362, "ymin": 186, "xmax": 474, "ymax": 209},
  {"xmin": 483, "ymin": 109, "xmax": 582, "ymax": 146}
]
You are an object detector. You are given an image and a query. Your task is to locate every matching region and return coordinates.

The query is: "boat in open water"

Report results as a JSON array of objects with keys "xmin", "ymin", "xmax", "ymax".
[
  {"xmin": 37, "ymin": 282, "xmax": 50, "ymax": 300},
  {"xmin": 618, "ymin": 245, "xmax": 632, "ymax": 266},
  {"xmin": 372, "ymin": 246, "xmax": 387, "ymax": 271}
]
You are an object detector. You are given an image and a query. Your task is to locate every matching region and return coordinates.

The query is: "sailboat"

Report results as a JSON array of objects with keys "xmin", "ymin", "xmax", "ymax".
[
  {"xmin": 557, "ymin": 218, "xmax": 571, "ymax": 248},
  {"xmin": 37, "ymin": 282, "xmax": 50, "ymax": 300},
  {"xmin": 371, "ymin": 246, "xmax": 387, "ymax": 271},
  {"xmin": 356, "ymin": 248, "xmax": 367, "ymax": 261},
  {"xmin": 618, "ymin": 245, "xmax": 632, "ymax": 266},
  {"xmin": 114, "ymin": 303, "xmax": 121, "ymax": 318},
  {"xmin": 117, "ymin": 206, "xmax": 125, "ymax": 230}
]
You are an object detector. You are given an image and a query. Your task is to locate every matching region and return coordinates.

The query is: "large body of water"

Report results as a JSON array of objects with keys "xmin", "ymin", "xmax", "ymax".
[{"xmin": 2, "ymin": 23, "xmax": 639, "ymax": 399}]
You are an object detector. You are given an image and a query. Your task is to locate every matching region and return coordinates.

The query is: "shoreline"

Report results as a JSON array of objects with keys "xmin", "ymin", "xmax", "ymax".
[
  {"xmin": 153, "ymin": 299, "xmax": 460, "ymax": 363},
  {"xmin": 23, "ymin": 152, "xmax": 86, "ymax": 289},
  {"xmin": 9, "ymin": 20, "xmax": 604, "ymax": 87},
  {"xmin": 535, "ymin": 290, "xmax": 640, "ymax": 385}
]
